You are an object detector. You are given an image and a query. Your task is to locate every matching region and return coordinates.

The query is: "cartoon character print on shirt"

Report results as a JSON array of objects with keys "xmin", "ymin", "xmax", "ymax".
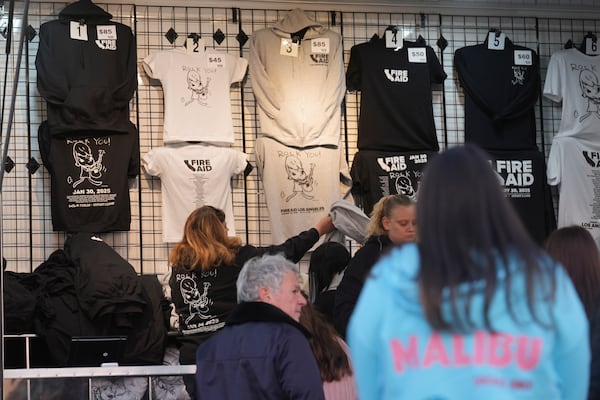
[
  {"xmin": 70, "ymin": 140, "xmax": 106, "ymax": 188},
  {"xmin": 395, "ymin": 174, "xmax": 417, "ymax": 200},
  {"xmin": 284, "ymin": 155, "xmax": 315, "ymax": 202},
  {"xmin": 512, "ymin": 66, "xmax": 526, "ymax": 86},
  {"xmin": 579, "ymin": 69, "xmax": 600, "ymax": 122},
  {"xmin": 180, "ymin": 277, "xmax": 214, "ymax": 325},
  {"xmin": 182, "ymin": 66, "xmax": 211, "ymax": 106}
]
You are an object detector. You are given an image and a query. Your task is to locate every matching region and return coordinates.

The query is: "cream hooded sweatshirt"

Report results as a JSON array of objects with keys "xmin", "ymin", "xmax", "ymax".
[{"xmin": 249, "ymin": 9, "xmax": 346, "ymax": 148}]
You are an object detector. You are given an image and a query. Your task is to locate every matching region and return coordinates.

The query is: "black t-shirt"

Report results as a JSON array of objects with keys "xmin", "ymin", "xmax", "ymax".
[
  {"xmin": 350, "ymin": 149, "xmax": 436, "ymax": 215},
  {"xmin": 346, "ymin": 38, "xmax": 447, "ymax": 152},
  {"xmin": 485, "ymin": 148, "xmax": 556, "ymax": 244},
  {"xmin": 38, "ymin": 121, "xmax": 139, "ymax": 232},
  {"xmin": 454, "ymin": 39, "xmax": 540, "ymax": 150}
]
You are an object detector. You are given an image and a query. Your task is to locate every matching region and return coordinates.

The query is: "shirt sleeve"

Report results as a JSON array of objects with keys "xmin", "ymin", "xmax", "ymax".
[
  {"xmin": 346, "ymin": 44, "xmax": 362, "ymax": 91},
  {"xmin": 546, "ymin": 139, "xmax": 562, "ymax": 186},
  {"xmin": 142, "ymin": 50, "xmax": 163, "ymax": 80},
  {"xmin": 141, "ymin": 148, "xmax": 163, "ymax": 177},
  {"xmin": 314, "ymin": 32, "xmax": 346, "ymax": 122},
  {"xmin": 230, "ymin": 150, "xmax": 249, "ymax": 176},
  {"xmin": 229, "ymin": 54, "xmax": 249, "ymax": 84},
  {"xmin": 543, "ymin": 52, "xmax": 563, "ymax": 103},
  {"xmin": 427, "ymin": 45, "xmax": 447, "ymax": 84},
  {"xmin": 248, "ymin": 31, "xmax": 282, "ymax": 119}
]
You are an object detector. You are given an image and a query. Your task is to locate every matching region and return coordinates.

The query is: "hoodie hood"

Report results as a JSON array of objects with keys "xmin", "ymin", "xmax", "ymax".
[
  {"xmin": 377, "ymin": 243, "xmax": 556, "ymax": 329},
  {"xmin": 59, "ymin": 0, "xmax": 112, "ymax": 24},
  {"xmin": 272, "ymin": 8, "xmax": 326, "ymax": 39}
]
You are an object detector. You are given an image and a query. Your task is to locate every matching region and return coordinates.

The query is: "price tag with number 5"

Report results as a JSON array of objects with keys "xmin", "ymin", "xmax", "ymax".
[
  {"xmin": 514, "ymin": 50, "xmax": 532, "ymax": 66},
  {"xmin": 586, "ymin": 37, "xmax": 600, "ymax": 55},
  {"xmin": 487, "ymin": 32, "xmax": 506, "ymax": 50}
]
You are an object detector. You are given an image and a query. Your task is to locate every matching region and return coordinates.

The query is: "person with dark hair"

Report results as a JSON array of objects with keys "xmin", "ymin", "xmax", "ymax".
[
  {"xmin": 168, "ymin": 205, "xmax": 334, "ymax": 398},
  {"xmin": 348, "ymin": 144, "xmax": 590, "ymax": 399},
  {"xmin": 334, "ymin": 194, "xmax": 416, "ymax": 338},
  {"xmin": 545, "ymin": 225, "xmax": 600, "ymax": 399},
  {"xmin": 300, "ymin": 301, "xmax": 358, "ymax": 400},
  {"xmin": 308, "ymin": 242, "xmax": 351, "ymax": 323},
  {"xmin": 545, "ymin": 225, "xmax": 600, "ymax": 318},
  {"xmin": 195, "ymin": 253, "xmax": 325, "ymax": 399}
]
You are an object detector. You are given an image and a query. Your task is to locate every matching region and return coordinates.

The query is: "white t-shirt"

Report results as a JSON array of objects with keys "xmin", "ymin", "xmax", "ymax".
[
  {"xmin": 547, "ymin": 134, "xmax": 600, "ymax": 238},
  {"xmin": 143, "ymin": 48, "xmax": 248, "ymax": 144},
  {"xmin": 254, "ymin": 136, "xmax": 350, "ymax": 244},
  {"xmin": 142, "ymin": 143, "xmax": 248, "ymax": 242},
  {"xmin": 543, "ymin": 48, "xmax": 600, "ymax": 138}
]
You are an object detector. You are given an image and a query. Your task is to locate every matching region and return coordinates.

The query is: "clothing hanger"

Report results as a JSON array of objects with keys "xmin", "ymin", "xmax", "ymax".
[
  {"xmin": 564, "ymin": 39, "xmax": 574, "ymax": 49},
  {"xmin": 61, "ymin": 0, "xmax": 112, "ymax": 21}
]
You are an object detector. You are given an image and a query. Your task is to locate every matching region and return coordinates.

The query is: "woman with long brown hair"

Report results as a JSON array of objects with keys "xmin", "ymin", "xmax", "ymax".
[
  {"xmin": 169, "ymin": 205, "xmax": 334, "ymax": 398},
  {"xmin": 300, "ymin": 301, "xmax": 358, "ymax": 400}
]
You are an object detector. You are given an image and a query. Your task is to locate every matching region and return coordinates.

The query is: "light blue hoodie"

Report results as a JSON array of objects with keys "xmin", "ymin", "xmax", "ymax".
[{"xmin": 348, "ymin": 243, "xmax": 590, "ymax": 400}]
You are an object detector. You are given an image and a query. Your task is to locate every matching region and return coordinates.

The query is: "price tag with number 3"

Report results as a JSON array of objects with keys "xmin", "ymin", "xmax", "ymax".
[{"xmin": 280, "ymin": 38, "xmax": 299, "ymax": 57}]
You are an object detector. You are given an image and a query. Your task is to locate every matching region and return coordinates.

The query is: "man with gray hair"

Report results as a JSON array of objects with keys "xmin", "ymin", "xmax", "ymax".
[{"xmin": 195, "ymin": 253, "xmax": 325, "ymax": 400}]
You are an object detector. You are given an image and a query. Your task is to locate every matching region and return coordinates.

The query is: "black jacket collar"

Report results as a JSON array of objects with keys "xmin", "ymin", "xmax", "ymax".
[{"xmin": 226, "ymin": 301, "xmax": 310, "ymax": 338}]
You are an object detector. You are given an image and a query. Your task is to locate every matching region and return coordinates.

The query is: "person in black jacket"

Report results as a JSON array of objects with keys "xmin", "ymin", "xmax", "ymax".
[
  {"xmin": 333, "ymin": 194, "xmax": 416, "ymax": 338},
  {"xmin": 195, "ymin": 253, "xmax": 325, "ymax": 400},
  {"xmin": 168, "ymin": 205, "xmax": 334, "ymax": 397}
]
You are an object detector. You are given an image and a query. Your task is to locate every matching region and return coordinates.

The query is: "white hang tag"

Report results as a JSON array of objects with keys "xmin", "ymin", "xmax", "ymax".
[
  {"xmin": 514, "ymin": 50, "xmax": 532, "ymax": 66},
  {"xmin": 586, "ymin": 37, "xmax": 600, "ymax": 55},
  {"xmin": 187, "ymin": 37, "xmax": 206, "ymax": 56},
  {"xmin": 385, "ymin": 30, "xmax": 403, "ymax": 49},
  {"xmin": 70, "ymin": 21, "xmax": 88, "ymax": 41},
  {"xmin": 280, "ymin": 38, "xmax": 299, "ymax": 57},
  {"xmin": 408, "ymin": 47, "xmax": 427, "ymax": 63},
  {"xmin": 208, "ymin": 53, "xmax": 226, "ymax": 68},
  {"xmin": 311, "ymin": 38, "xmax": 330, "ymax": 54},
  {"xmin": 487, "ymin": 32, "xmax": 506, "ymax": 50},
  {"xmin": 96, "ymin": 25, "xmax": 117, "ymax": 40}
]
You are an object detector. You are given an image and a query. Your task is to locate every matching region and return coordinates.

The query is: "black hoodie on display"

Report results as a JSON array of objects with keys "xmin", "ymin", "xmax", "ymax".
[{"xmin": 36, "ymin": 0, "xmax": 137, "ymax": 134}]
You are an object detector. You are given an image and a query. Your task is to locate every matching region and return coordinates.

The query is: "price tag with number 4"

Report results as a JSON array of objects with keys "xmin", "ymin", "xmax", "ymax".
[{"xmin": 385, "ymin": 30, "xmax": 403, "ymax": 50}]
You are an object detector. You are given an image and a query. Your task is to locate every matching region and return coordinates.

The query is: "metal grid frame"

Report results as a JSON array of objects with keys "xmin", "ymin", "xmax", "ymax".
[{"xmin": 0, "ymin": 2, "xmax": 597, "ymax": 278}]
